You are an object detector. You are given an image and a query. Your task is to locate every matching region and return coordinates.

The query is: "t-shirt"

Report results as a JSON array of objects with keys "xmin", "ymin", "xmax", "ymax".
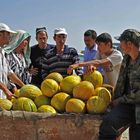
[{"xmin": 96, "ymin": 49, "xmax": 123, "ymax": 87}]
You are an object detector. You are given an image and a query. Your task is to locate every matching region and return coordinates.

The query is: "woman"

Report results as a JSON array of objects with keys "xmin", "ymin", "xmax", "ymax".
[{"xmin": 4, "ymin": 30, "xmax": 31, "ymax": 91}]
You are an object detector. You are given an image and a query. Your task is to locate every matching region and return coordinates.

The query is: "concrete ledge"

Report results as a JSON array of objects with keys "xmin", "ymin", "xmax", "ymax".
[{"xmin": 0, "ymin": 110, "xmax": 102, "ymax": 140}]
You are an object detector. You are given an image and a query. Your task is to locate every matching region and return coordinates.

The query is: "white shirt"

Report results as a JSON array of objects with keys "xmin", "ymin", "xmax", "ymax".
[
  {"xmin": 0, "ymin": 47, "xmax": 13, "ymax": 99},
  {"xmin": 96, "ymin": 49, "xmax": 123, "ymax": 87}
]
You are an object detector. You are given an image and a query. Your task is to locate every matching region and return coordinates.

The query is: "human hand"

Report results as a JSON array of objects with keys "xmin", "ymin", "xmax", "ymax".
[
  {"xmin": 85, "ymin": 65, "xmax": 96, "ymax": 74},
  {"xmin": 5, "ymin": 90, "xmax": 14, "ymax": 100},
  {"xmin": 29, "ymin": 66, "xmax": 38, "ymax": 75},
  {"xmin": 67, "ymin": 64, "xmax": 79, "ymax": 75}
]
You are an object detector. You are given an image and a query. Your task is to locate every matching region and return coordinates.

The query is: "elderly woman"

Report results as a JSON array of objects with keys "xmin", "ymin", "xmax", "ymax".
[{"xmin": 4, "ymin": 30, "xmax": 31, "ymax": 91}]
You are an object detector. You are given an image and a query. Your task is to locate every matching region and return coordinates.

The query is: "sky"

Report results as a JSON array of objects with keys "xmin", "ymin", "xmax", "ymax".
[{"xmin": 1, "ymin": 0, "xmax": 140, "ymax": 52}]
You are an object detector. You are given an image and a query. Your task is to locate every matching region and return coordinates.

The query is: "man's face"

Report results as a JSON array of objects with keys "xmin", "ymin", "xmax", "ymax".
[
  {"xmin": 97, "ymin": 42, "xmax": 111, "ymax": 55},
  {"xmin": 36, "ymin": 31, "xmax": 48, "ymax": 49},
  {"xmin": 0, "ymin": 31, "xmax": 11, "ymax": 46},
  {"xmin": 84, "ymin": 36, "xmax": 95, "ymax": 48},
  {"xmin": 54, "ymin": 34, "xmax": 67, "ymax": 46},
  {"xmin": 120, "ymin": 40, "xmax": 131, "ymax": 54}
]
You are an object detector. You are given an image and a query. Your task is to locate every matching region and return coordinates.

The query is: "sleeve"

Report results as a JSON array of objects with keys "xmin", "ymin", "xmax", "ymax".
[
  {"xmin": 107, "ymin": 50, "xmax": 123, "ymax": 66},
  {"xmin": 5, "ymin": 55, "xmax": 14, "ymax": 76},
  {"xmin": 116, "ymin": 90, "xmax": 140, "ymax": 104}
]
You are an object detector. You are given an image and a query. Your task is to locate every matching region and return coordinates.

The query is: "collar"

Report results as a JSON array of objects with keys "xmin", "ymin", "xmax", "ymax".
[{"xmin": 85, "ymin": 44, "xmax": 98, "ymax": 51}]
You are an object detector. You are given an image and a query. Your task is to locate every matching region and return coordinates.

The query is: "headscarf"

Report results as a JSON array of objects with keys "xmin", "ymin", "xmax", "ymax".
[{"xmin": 4, "ymin": 30, "xmax": 31, "ymax": 63}]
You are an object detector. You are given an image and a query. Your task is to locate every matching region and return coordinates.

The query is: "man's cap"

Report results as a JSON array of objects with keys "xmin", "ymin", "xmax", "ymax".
[
  {"xmin": 0, "ymin": 23, "xmax": 16, "ymax": 33},
  {"xmin": 54, "ymin": 28, "xmax": 67, "ymax": 35},
  {"xmin": 96, "ymin": 32, "xmax": 112, "ymax": 43},
  {"xmin": 36, "ymin": 27, "xmax": 47, "ymax": 34},
  {"xmin": 115, "ymin": 29, "xmax": 140, "ymax": 42}
]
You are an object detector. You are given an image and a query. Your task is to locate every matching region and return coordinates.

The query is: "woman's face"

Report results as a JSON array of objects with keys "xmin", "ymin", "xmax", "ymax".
[{"xmin": 15, "ymin": 39, "xmax": 28, "ymax": 53}]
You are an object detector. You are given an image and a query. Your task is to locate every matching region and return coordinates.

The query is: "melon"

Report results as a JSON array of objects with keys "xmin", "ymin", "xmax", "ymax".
[
  {"xmin": 13, "ymin": 97, "xmax": 37, "ymax": 112},
  {"xmin": 83, "ymin": 70, "xmax": 103, "ymax": 88},
  {"xmin": 0, "ymin": 99, "xmax": 12, "ymax": 110},
  {"xmin": 34, "ymin": 95, "xmax": 51, "ymax": 108},
  {"xmin": 41, "ymin": 79, "xmax": 59, "ymax": 97},
  {"xmin": 60, "ymin": 75, "xmax": 81, "ymax": 94},
  {"xmin": 95, "ymin": 87, "xmax": 112, "ymax": 105},
  {"xmin": 14, "ymin": 89, "xmax": 20, "ymax": 97},
  {"xmin": 87, "ymin": 96, "xmax": 107, "ymax": 114},
  {"xmin": 73, "ymin": 81, "xmax": 95, "ymax": 101},
  {"xmin": 65, "ymin": 98, "xmax": 85, "ymax": 113},
  {"xmin": 51, "ymin": 92, "xmax": 71, "ymax": 112},
  {"xmin": 45, "ymin": 72, "xmax": 63, "ymax": 84},
  {"xmin": 38, "ymin": 105, "xmax": 57, "ymax": 115},
  {"xmin": 19, "ymin": 84, "xmax": 42, "ymax": 100}
]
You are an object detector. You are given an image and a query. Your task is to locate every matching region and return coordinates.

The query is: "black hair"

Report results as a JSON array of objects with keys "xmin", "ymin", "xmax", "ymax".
[
  {"xmin": 96, "ymin": 33, "xmax": 113, "ymax": 47},
  {"xmin": 84, "ymin": 29, "xmax": 97, "ymax": 40}
]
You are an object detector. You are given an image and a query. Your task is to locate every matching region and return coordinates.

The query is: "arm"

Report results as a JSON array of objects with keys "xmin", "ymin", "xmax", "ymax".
[
  {"xmin": 0, "ymin": 82, "xmax": 13, "ymax": 99},
  {"xmin": 8, "ymin": 73, "xmax": 25, "ymax": 87},
  {"xmin": 67, "ymin": 58, "xmax": 112, "ymax": 74},
  {"xmin": 113, "ymin": 91, "xmax": 140, "ymax": 105}
]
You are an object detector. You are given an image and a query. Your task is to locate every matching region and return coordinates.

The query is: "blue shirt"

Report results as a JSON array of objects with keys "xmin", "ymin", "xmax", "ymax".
[
  {"xmin": 84, "ymin": 44, "xmax": 98, "ymax": 61},
  {"xmin": 83, "ymin": 44, "xmax": 98, "ymax": 72}
]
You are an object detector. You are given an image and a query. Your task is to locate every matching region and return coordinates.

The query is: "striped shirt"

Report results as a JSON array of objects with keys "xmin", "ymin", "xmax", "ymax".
[
  {"xmin": 0, "ymin": 47, "xmax": 13, "ymax": 99},
  {"xmin": 42, "ymin": 45, "xmax": 83, "ymax": 78},
  {"xmin": 6, "ymin": 52, "xmax": 31, "ymax": 85}
]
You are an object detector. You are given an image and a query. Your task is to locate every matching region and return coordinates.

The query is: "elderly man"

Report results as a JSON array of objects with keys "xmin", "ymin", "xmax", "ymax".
[
  {"xmin": 0, "ymin": 23, "xmax": 24, "ymax": 99},
  {"xmin": 41, "ymin": 28, "xmax": 82, "ymax": 78},
  {"xmin": 99, "ymin": 29, "xmax": 140, "ymax": 140}
]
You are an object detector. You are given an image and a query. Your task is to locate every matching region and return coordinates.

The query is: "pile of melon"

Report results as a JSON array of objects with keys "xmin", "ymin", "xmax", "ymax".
[{"xmin": 0, "ymin": 71, "xmax": 112, "ymax": 115}]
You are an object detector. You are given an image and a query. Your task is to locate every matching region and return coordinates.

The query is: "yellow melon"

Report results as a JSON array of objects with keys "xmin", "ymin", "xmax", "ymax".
[
  {"xmin": 45, "ymin": 72, "xmax": 63, "ymax": 84},
  {"xmin": 13, "ymin": 97, "xmax": 37, "ymax": 112},
  {"xmin": 60, "ymin": 75, "xmax": 81, "ymax": 94},
  {"xmin": 38, "ymin": 105, "xmax": 57, "ymax": 115},
  {"xmin": 19, "ymin": 84, "xmax": 42, "ymax": 100},
  {"xmin": 65, "ymin": 98, "xmax": 85, "ymax": 113},
  {"xmin": 34, "ymin": 95, "xmax": 51, "ymax": 108},
  {"xmin": 83, "ymin": 70, "xmax": 103, "ymax": 88},
  {"xmin": 0, "ymin": 99, "xmax": 12, "ymax": 110},
  {"xmin": 51, "ymin": 92, "xmax": 71, "ymax": 112},
  {"xmin": 73, "ymin": 81, "xmax": 95, "ymax": 101},
  {"xmin": 14, "ymin": 89, "xmax": 20, "ymax": 97},
  {"xmin": 41, "ymin": 79, "xmax": 59, "ymax": 97},
  {"xmin": 87, "ymin": 96, "xmax": 107, "ymax": 114},
  {"xmin": 95, "ymin": 87, "xmax": 112, "ymax": 105}
]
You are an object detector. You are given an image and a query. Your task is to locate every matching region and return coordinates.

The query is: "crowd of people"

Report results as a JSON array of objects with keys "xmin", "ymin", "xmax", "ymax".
[{"xmin": 0, "ymin": 22, "xmax": 140, "ymax": 139}]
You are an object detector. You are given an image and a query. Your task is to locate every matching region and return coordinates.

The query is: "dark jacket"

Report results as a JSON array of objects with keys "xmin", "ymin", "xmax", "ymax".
[{"xmin": 114, "ymin": 52, "xmax": 140, "ymax": 123}]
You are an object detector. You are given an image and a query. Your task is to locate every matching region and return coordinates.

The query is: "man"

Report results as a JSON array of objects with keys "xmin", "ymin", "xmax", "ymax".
[
  {"xmin": 30, "ymin": 27, "xmax": 54, "ymax": 87},
  {"xmin": 83, "ymin": 29, "xmax": 100, "ymax": 72},
  {"xmin": 42, "ymin": 28, "xmax": 82, "ymax": 78},
  {"xmin": 99, "ymin": 29, "xmax": 140, "ymax": 140},
  {"xmin": 68, "ymin": 32, "xmax": 123, "ymax": 87},
  {"xmin": 0, "ymin": 23, "xmax": 24, "ymax": 99}
]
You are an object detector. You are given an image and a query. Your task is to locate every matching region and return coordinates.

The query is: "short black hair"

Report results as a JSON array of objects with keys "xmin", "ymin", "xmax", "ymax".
[
  {"xmin": 96, "ymin": 32, "xmax": 112, "ymax": 47},
  {"xmin": 84, "ymin": 29, "xmax": 97, "ymax": 39}
]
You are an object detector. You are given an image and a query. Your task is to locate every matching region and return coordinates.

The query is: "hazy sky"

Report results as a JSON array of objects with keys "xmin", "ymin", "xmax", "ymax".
[{"xmin": 1, "ymin": 0, "xmax": 140, "ymax": 52}]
